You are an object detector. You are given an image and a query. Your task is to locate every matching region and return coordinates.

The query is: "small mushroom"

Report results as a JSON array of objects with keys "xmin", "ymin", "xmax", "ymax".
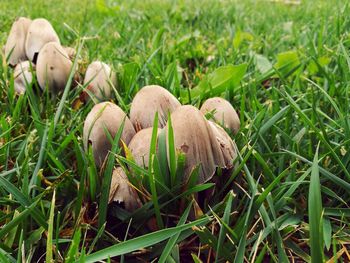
[
  {"xmin": 13, "ymin": 61, "xmax": 34, "ymax": 94},
  {"xmin": 25, "ymin": 18, "xmax": 60, "ymax": 63},
  {"xmin": 128, "ymin": 127, "xmax": 160, "ymax": 168},
  {"xmin": 200, "ymin": 97, "xmax": 240, "ymax": 135},
  {"xmin": 83, "ymin": 61, "xmax": 116, "ymax": 101},
  {"xmin": 130, "ymin": 85, "xmax": 181, "ymax": 131},
  {"xmin": 166, "ymin": 105, "xmax": 227, "ymax": 183},
  {"xmin": 4, "ymin": 17, "xmax": 32, "ymax": 66},
  {"xmin": 36, "ymin": 42, "xmax": 72, "ymax": 93},
  {"xmin": 208, "ymin": 121, "xmax": 237, "ymax": 168},
  {"xmin": 109, "ymin": 167, "xmax": 142, "ymax": 212},
  {"xmin": 83, "ymin": 102, "xmax": 136, "ymax": 168}
]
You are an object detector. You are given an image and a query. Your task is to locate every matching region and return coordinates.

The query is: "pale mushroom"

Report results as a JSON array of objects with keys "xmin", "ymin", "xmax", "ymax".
[
  {"xmin": 208, "ymin": 121, "xmax": 237, "ymax": 168},
  {"xmin": 83, "ymin": 102, "xmax": 136, "ymax": 168},
  {"xmin": 13, "ymin": 61, "xmax": 34, "ymax": 94},
  {"xmin": 109, "ymin": 167, "xmax": 141, "ymax": 212},
  {"xmin": 200, "ymin": 97, "xmax": 240, "ymax": 135},
  {"xmin": 165, "ymin": 105, "xmax": 228, "ymax": 183},
  {"xmin": 128, "ymin": 127, "xmax": 160, "ymax": 168},
  {"xmin": 130, "ymin": 85, "xmax": 181, "ymax": 131},
  {"xmin": 5, "ymin": 17, "xmax": 32, "ymax": 66},
  {"xmin": 25, "ymin": 18, "xmax": 60, "ymax": 63},
  {"xmin": 36, "ymin": 42, "xmax": 72, "ymax": 93},
  {"xmin": 83, "ymin": 61, "xmax": 116, "ymax": 101}
]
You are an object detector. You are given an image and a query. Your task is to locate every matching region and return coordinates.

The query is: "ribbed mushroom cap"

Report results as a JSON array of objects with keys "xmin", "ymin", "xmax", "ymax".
[
  {"xmin": 128, "ymin": 127, "xmax": 160, "ymax": 168},
  {"xmin": 83, "ymin": 102, "xmax": 136, "ymax": 168},
  {"xmin": 130, "ymin": 85, "xmax": 181, "ymax": 131},
  {"xmin": 25, "ymin": 18, "xmax": 60, "ymax": 63},
  {"xmin": 83, "ymin": 61, "xmax": 116, "ymax": 101},
  {"xmin": 200, "ymin": 97, "xmax": 240, "ymax": 135},
  {"xmin": 109, "ymin": 167, "xmax": 141, "ymax": 212},
  {"xmin": 36, "ymin": 42, "xmax": 72, "ymax": 93},
  {"xmin": 208, "ymin": 121, "xmax": 237, "ymax": 168},
  {"xmin": 13, "ymin": 61, "xmax": 34, "ymax": 94},
  {"xmin": 5, "ymin": 17, "xmax": 32, "ymax": 66},
  {"xmin": 166, "ymin": 105, "xmax": 227, "ymax": 183}
]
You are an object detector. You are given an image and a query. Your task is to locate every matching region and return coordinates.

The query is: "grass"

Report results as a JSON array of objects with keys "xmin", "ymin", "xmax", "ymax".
[{"xmin": 1, "ymin": 0, "xmax": 350, "ymax": 261}]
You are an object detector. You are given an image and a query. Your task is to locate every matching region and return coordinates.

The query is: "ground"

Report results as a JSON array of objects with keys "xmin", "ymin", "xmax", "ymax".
[{"xmin": 0, "ymin": 0, "xmax": 350, "ymax": 262}]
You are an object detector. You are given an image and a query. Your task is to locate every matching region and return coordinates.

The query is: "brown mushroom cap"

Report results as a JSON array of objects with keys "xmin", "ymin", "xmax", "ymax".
[
  {"xmin": 128, "ymin": 127, "xmax": 160, "ymax": 168},
  {"xmin": 83, "ymin": 102, "xmax": 136, "ymax": 168},
  {"xmin": 83, "ymin": 61, "xmax": 116, "ymax": 101},
  {"xmin": 25, "ymin": 18, "xmax": 60, "ymax": 63},
  {"xmin": 208, "ymin": 120, "xmax": 237, "ymax": 168},
  {"xmin": 109, "ymin": 167, "xmax": 141, "ymax": 212},
  {"xmin": 36, "ymin": 42, "xmax": 72, "ymax": 93},
  {"xmin": 165, "ymin": 105, "xmax": 227, "ymax": 183},
  {"xmin": 200, "ymin": 97, "xmax": 240, "ymax": 135},
  {"xmin": 13, "ymin": 61, "xmax": 34, "ymax": 94},
  {"xmin": 5, "ymin": 17, "xmax": 32, "ymax": 66},
  {"xmin": 130, "ymin": 85, "xmax": 181, "ymax": 131}
]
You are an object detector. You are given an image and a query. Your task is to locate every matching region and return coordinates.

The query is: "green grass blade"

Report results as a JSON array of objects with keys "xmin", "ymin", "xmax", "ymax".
[
  {"xmin": 0, "ymin": 173, "xmax": 47, "ymax": 229},
  {"xmin": 308, "ymin": 143, "xmax": 324, "ymax": 263},
  {"xmin": 167, "ymin": 113, "xmax": 176, "ymax": 188},
  {"xmin": 215, "ymin": 192, "xmax": 234, "ymax": 262},
  {"xmin": 84, "ymin": 217, "xmax": 209, "ymax": 263},
  {"xmin": 46, "ymin": 189, "xmax": 56, "ymax": 263},
  {"xmin": 98, "ymin": 118, "xmax": 125, "ymax": 229},
  {"xmin": 158, "ymin": 201, "xmax": 193, "ymax": 263},
  {"xmin": 53, "ymin": 39, "xmax": 84, "ymax": 128},
  {"xmin": 148, "ymin": 112, "xmax": 164, "ymax": 228}
]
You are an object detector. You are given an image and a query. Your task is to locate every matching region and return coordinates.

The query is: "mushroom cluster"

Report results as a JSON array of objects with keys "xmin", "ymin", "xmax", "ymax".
[
  {"xmin": 83, "ymin": 85, "xmax": 240, "ymax": 211},
  {"xmin": 4, "ymin": 17, "xmax": 241, "ymax": 214},
  {"xmin": 4, "ymin": 17, "xmax": 115, "ymax": 100}
]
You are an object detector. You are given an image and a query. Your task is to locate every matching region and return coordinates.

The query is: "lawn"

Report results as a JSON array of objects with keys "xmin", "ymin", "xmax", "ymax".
[{"xmin": 1, "ymin": 0, "xmax": 350, "ymax": 262}]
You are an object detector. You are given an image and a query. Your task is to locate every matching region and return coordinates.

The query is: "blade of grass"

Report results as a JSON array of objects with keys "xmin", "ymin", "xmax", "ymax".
[
  {"xmin": 167, "ymin": 113, "xmax": 176, "ymax": 188},
  {"xmin": 53, "ymin": 39, "xmax": 84, "ymax": 127},
  {"xmin": 0, "ymin": 173, "xmax": 47, "ymax": 229},
  {"xmin": 46, "ymin": 189, "xmax": 56, "ymax": 263},
  {"xmin": 308, "ymin": 143, "xmax": 324, "ymax": 263},
  {"xmin": 98, "ymin": 118, "xmax": 125, "ymax": 229},
  {"xmin": 215, "ymin": 191, "xmax": 234, "ymax": 262},
  {"xmin": 148, "ymin": 112, "xmax": 164, "ymax": 228},
  {"xmin": 84, "ymin": 217, "xmax": 209, "ymax": 263},
  {"xmin": 158, "ymin": 200, "xmax": 193, "ymax": 263}
]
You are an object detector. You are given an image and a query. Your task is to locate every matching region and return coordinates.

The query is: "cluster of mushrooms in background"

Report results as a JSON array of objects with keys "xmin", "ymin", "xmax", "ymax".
[{"xmin": 5, "ymin": 17, "xmax": 240, "ymax": 213}]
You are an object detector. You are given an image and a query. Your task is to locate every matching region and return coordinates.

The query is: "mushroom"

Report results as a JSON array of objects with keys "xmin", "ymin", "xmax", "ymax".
[
  {"xmin": 25, "ymin": 18, "xmax": 60, "ymax": 63},
  {"xmin": 83, "ymin": 102, "xmax": 136, "ymax": 168},
  {"xmin": 4, "ymin": 17, "xmax": 32, "ymax": 66},
  {"xmin": 200, "ymin": 97, "xmax": 240, "ymax": 135},
  {"xmin": 36, "ymin": 42, "xmax": 72, "ymax": 93},
  {"xmin": 130, "ymin": 85, "xmax": 181, "ymax": 131},
  {"xmin": 13, "ymin": 61, "xmax": 34, "ymax": 94},
  {"xmin": 109, "ymin": 167, "xmax": 142, "ymax": 212},
  {"xmin": 83, "ymin": 61, "xmax": 116, "ymax": 101},
  {"xmin": 208, "ymin": 121, "xmax": 237, "ymax": 168},
  {"xmin": 165, "ymin": 105, "xmax": 229, "ymax": 183},
  {"xmin": 128, "ymin": 127, "xmax": 160, "ymax": 168}
]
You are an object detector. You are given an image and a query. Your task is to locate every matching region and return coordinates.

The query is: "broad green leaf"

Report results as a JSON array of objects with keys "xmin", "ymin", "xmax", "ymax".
[
  {"xmin": 233, "ymin": 31, "xmax": 254, "ymax": 49},
  {"xmin": 255, "ymin": 53, "xmax": 272, "ymax": 74},
  {"xmin": 181, "ymin": 64, "xmax": 247, "ymax": 103},
  {"xmin": 274, "ymin": 50, "xmax": 300, "ymax": 77}
]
